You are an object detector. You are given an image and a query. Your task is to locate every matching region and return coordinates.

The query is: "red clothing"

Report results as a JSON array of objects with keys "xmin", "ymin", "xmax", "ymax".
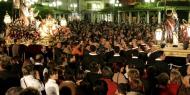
[
  {"xmin": 159, "ymin": 83, "xmax": 180, "ymax": 95},
  {"xmin": 159, "ymin": 86, "xmax": 171, "ymax": 95},
  {"xmin": 101, "ymin": 78, "xmax": 117, "ymax": 95},
  {"xmin": 167, "ymin": 83, "xmax": 180, "ymax": 95}
]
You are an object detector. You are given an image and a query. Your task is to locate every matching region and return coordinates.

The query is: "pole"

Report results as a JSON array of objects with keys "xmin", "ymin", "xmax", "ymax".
[
  {"xmin": 129, "ymin": 11, "xmax": 132, "ymax": 25},
  {"xmin": 137, "ymin": 11, "xmax": 140, "ymax": 23},
  {"xmin": 188, "ymin": 11, "xmax": 190, "ymax": 23},
  {"xmin": 146, "ymin": 11, "xmax": 149, "ymax": 24},
  {"xmin": 118, "ymin": 10, "xmax": 119, "ymax": 24}
]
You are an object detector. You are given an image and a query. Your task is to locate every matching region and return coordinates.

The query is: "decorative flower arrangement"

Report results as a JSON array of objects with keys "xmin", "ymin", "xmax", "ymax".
[{"xmin": 4, "ymin": 18, "xmax": 71, "ymax": 46}]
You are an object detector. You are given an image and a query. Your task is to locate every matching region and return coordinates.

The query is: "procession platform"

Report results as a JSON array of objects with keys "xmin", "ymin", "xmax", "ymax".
[{"xmin": 159, "ymin": 43, "xmax": 190, "ymax": 58}]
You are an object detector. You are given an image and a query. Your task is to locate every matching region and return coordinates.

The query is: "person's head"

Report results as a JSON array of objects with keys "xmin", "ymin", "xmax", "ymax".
[
  {"xmin": 49, "ymin": 68, "xmax": 59, "ymax": 80},
  {"xmin": 41, "ymin": 45, "xmax": 47, "ymax": 52},
  {"xmin": 138, "ymin": 45, "xmax": 146, "ymax": 51},
  {"xmin": 6, "ymin": 87, "xmax": 22, "ymax": 95},
  {"xmin": 19, "ymin": 87, "xmax": 40, "ymax": 95},
  {"xmin": 90, "ymin": 45, "xmax": 97, "ymax": 52},
  {"xmin": 59, "ymin": 81, "xmax": 76, "ymax": 95},
  {"xmin": 155, "ymin": 50, "xmax": 165, "ymax": 60},
  {"xmin": 170, "ymin": 69, "xmax": 182, "ymax": 84},
  {"xmin": 35, "ymin": 54, "xmax": 44, "ymax": 63},
  {"xmin": 156, "ymin": 73, "xmax": 169, "ymax": 86},
  {"xmin": 22, "ymin": 65, "xmax": 34, "ymax": 76},
  {"xmin": 114, "ymin": 46, "xmax": 120, "ymax": 54},
  {"xmin": 101, "ymin": 66, "xmax": 113, "ymax": 79},
  {"xmin": 56, "ymin": 42, "xmax": 62, "ymax": 48},
  {"xmin": 127, "ymin": 69, "xmax": 140, "ymax": 82},
  {"xmin": 132, "ymin": 49, "xmax": 139, "ymax": 57},
  {"xmin": 89, "ymin": 61, "xmax": 100, "ymax": 73},
  {"xmin": 0, "ymin": 55, "xmax": 11, "ymax": 70}
]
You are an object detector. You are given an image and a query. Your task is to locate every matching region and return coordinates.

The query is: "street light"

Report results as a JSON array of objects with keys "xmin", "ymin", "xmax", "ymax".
[
  {"xmin": 3, "ymin": 11, "xmax": 12, "ymax": 39},
  {"xmin": 60, "ymin": 17, "xmax": 67, "ymax": 27},
  {"xmin": 155, "ymin": 27, "xmax": 163, "ymax": 44},
  {"xmin": 4, "ymin": 12, "xmax": 12, "ymax": 24}
]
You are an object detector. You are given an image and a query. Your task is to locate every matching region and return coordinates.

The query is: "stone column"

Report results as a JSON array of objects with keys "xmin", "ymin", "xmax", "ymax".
[
  {"xmin": 137, "ymin": 11, "xmax": 140, "ymax": 23},
  {"xmin": 146, "ymin": 11, "xmax": 149, "ymax": 24},
  {"xmin": 129, "ymin": 11, "xmax": 132, "ymax": 25},
  {"xmin": 158, "ymin": 11, "xmax": 161, "ymax": 24}
]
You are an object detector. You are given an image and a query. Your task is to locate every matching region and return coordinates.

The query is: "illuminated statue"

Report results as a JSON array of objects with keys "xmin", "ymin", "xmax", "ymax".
[
  {"xmin": 60, "ymin": 16, "xmax": 67, "ymax": 27},
  {"xmin": 38, "ymin": 20, "xmax": 50, "ymax": 38},
  {"xmin": 164, "ymin": 10, "xmax": 179, "ymax": 46},
  {"xmin": 180, "ymin": 19, "xmax": 190, "ymax": 49},
  {"xmin": 38, "ymin": 15, "xmax": 57, "ymax": 38},
  {"xmin": 20, "ymin": 0, "xmax": 39, "ymax": 26}
]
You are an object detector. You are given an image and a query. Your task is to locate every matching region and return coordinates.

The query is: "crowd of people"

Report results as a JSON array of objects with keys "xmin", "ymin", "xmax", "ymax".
[{"xmin": 0, "ymin": 19, "xmax": 190, "ymax": 95}]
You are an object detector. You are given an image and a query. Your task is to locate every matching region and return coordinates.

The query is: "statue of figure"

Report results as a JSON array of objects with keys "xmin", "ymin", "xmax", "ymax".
[
  {"xmin": 180, "ymin": 19, "xmax": 190, "ymax": 49},
  {"xmin": 164, "ymin": 10, "xmax": 179, "ymax": 46},
  {"xmin": 38, "ymin": 19, "xmax": 50, "ymax": 38},
  {"xmin": 20, "ymin": 0, "xmax": 39, "ymax": 26}
]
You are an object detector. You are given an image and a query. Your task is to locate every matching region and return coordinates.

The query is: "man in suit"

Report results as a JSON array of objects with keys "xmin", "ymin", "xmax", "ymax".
[
  {"xmin": 128, "ymin": 49, "xmax": 145, "ymax": 76},
  {"xmin": 54, "ymin": 42, "xmax": 63, "ymax": 65},
  {"xmin": 150, "ymin": 50, "xmax": 170, "ymax": 75},
  {"xmin": 108, "ymin": 46, "xmax": 125, "ymax": 64},
  {"xmin": 82, "ymin": 45, "xmax": 104, "ymax": 71}
]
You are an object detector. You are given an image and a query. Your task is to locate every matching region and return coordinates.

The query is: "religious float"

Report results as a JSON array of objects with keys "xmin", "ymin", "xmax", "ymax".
[{"xmin": 4, "ymin": 0, "xmax": 71, "ymax": 46}]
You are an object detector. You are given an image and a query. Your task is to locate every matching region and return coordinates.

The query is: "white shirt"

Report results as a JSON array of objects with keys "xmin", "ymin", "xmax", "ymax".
[
  {"xmin": 45, "ymin": 79, "xmax": 59, "ymax": 95},
  {"xmin": 20, "ymin": 75, "xmax": 44, "ymax": 91},
  {"xmin": 114, "ymin": 53, "xmax": 120, "ymax": 57}
]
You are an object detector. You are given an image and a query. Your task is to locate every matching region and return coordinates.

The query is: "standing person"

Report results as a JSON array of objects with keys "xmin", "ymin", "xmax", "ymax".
[
  {"xmin": 45, "ymin": 68, "xmax": 59, "ymax": 95},
  {"xmin": 82, "ymin": 44, "xmax": 104, "ymax": 71},
  {"xmin": 101, "ymin": 66, "xmax": 117, "ymax": 95},
  {"xmin": 34, "ymin": 54, "xmax": 45, "ymax": 81},
  {"xmin": 20, "ymin": 65, "xmax": 44, "ymax": 94},
  {"xmin": 150, "ymin": 50, "xmax": 170, "ymax": 75},
  {"xmin": 0, "ymin": 55, "xmax": 20, "ymax": 95},
  {"xmin": 54, "ymin": 42, "xmax": 63, "ymax": 65},
  {"xmin": 40, "ymin": 45, "xmax": 50, "ymax": 64},
  {"xmin": 12, "ymin": 39, "xmax": 20, "ymax": 57}
]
